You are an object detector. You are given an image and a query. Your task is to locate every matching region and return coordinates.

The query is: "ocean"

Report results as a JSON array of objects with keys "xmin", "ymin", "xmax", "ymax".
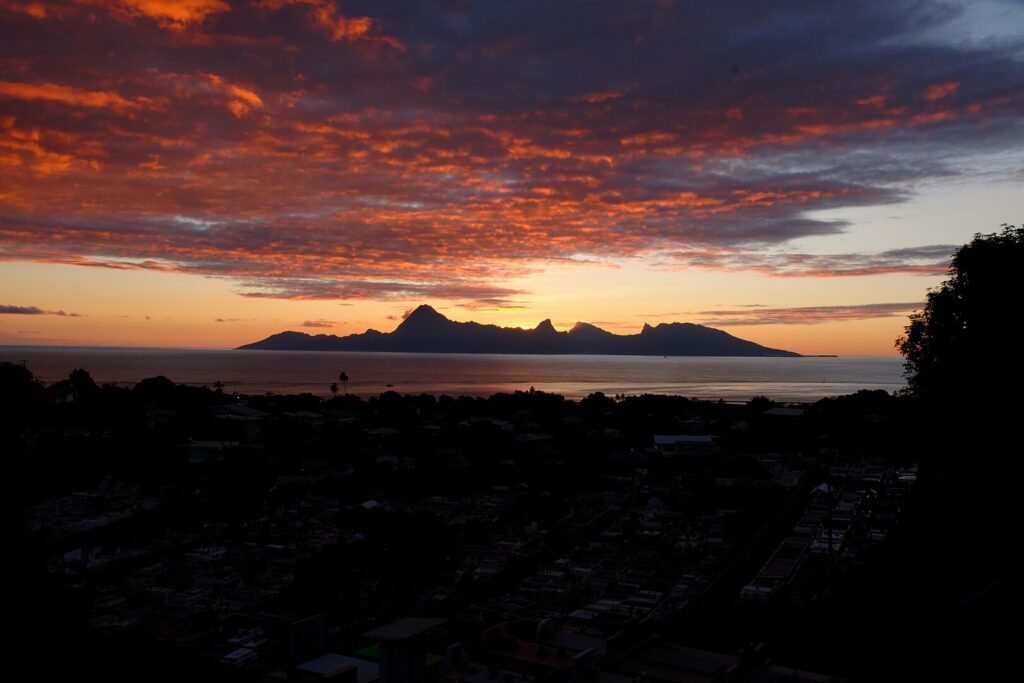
[{"xmin": 0, "ymin": 347, "xmax": 906, "ymax": 402}]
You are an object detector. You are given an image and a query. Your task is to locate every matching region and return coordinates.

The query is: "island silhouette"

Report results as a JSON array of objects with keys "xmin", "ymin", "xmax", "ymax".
[{"xmin": 238, "ymin": 304, "xmax": 801, "ymax": 356}]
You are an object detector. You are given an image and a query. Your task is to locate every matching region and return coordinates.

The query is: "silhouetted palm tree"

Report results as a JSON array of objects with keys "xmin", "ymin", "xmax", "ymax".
[
  {"xmin": 330, "ymin": 382, "xmax": 338, "ymax": 397},
  {"xmin": 338, "ymin": 371, "xmax": 348, "ymax": 395}
]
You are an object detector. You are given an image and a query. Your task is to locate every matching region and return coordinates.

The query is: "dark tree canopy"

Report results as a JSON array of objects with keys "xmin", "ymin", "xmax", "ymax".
[
  {"xmin": 0, "ymin": 361, "xmax": 45, "ymax": 424},
  {"xmin": 897, "ymin": 225, "xmax": 1024, "ymax": 405}
]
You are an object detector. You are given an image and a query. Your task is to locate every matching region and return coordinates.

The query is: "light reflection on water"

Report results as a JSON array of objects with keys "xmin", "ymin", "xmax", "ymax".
[{"xmin": 0, "ymin": 347, "xmax": 905, "ymax": 402}]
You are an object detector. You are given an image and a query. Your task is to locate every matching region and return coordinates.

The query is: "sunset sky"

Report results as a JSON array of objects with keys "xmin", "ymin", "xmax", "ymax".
[{"xmin": 1, "ymin": 0, "xmax": 1022, "ymax": 354}]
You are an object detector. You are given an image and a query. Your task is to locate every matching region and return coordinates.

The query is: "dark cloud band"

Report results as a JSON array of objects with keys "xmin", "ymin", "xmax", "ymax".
[{"xmin": 0, "ymin": 304, "xmax": 82, "ymax": 316}]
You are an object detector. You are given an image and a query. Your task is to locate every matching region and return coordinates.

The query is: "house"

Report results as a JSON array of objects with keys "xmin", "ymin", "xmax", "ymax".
[{"xmin": 653, "ymin": 434, "xmax": 718, "ymax": 456}]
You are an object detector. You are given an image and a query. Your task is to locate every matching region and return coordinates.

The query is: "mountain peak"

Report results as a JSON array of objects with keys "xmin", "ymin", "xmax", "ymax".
[
  {"xmin": 393, "ymin": 304, "xmax": 451, "ymax": 335},
  {"xmin": 534, "ymin": 319, "xmax": 557, "ymax": 334},
  {"xmin": 405, "ymin": 304, "xmax": 447, "ymax": 322},
  {"xmin": 641, "ymin": 322, "xmax": 654, "ymax": 334},
  {"xmin": 569, "ymin": 322, "xmax": 613, "ymax": 339}
]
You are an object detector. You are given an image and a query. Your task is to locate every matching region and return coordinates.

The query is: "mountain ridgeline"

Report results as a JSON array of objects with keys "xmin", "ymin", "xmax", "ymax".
[{"xmin": 237, "ymin": 305, "xmax": 800, "ymax": 357}]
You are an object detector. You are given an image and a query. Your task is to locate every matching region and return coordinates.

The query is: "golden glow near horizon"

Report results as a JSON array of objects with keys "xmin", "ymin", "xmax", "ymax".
[
  {"xmin": 1, "ymin": 2, "xmax": 1022, "ymax": 355},
  {"xmin": 1, "ymin": 258, "xmax": 932, "ymax": 355}
]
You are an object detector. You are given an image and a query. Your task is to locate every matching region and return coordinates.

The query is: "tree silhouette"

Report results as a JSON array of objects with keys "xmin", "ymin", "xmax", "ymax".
[
  {"xmin": 69, "ymin": 368, "xmax": 97, "ymax": 391},
  {"xmin": 330, "ymin": 382, "xmax": 338, "ymax": 397},
  {"xmin": 0, "ymin": 361, "xmax": 44, "ymax": 432},
  {"xmin": 897, "ymin": 224, "xmax": 1024, "ymax": 410},
  {"xmin": 338, "ymin": 371, "xmax": 348, "ymax": 395},
  {"xmin": 893, "ymin": 225, "xmax": 1024, "ymax": 675}
]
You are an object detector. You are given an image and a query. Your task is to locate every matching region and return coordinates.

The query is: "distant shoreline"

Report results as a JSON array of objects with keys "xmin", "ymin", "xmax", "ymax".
[
  {"xmin": 0, "ymin": 348, "xmax": 904, "ymax": 403},
  {"xmin": 2, "ymin": 344, "xmax": 886, "ymax": 359},
  {"xmin": 236, "ymin": 347, "xmax": 822, "ymax": 358}
]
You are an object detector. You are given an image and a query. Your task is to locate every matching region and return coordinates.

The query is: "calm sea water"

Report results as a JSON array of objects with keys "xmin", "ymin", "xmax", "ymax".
[{"xmin": 1, "ymin": 347, "xmax": 905, "ymax": 402}]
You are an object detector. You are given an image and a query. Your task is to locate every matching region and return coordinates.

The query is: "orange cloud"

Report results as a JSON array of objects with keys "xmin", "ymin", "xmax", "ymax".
[
  {"xmin": 924, "ymin": 81, "xmax": 959, "ymax": 101},
  {"xmin": 856, "ymin": 94, "xmax": 887, "ymax": 108},
  {"xmin": 619, "ymin": 131, "xmax": 675, "ymax": 146},
  {"xmin": 0, "ymin": 122, "xmax": 93, "ymax": 174},
  {"xmin": 258, "ymin": 0, "xmax": 375, "ymax": 42},
  {"xmin": 82, "ymin": 0, "xmax": 230, "ymax": 30},
  {"xmin": 0, "ymin": 80, "xmax": 143, "ymax": 110},
  {"xmin": 202, "ymin": 73, "xmax": 263, "ymax": 117},
  {"xmin": 0, "ymin": 1, "xmax": 46, "ymax": 17},
  {"xmin": 576, "ymin": 88, "xmax": 628, "ymax": 104}
]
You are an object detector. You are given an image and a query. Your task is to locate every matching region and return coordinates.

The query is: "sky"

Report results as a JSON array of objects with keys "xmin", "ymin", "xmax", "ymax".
[{"xmin": 1, "ymin": 0, "xmax": 1022, "ymax": 355}]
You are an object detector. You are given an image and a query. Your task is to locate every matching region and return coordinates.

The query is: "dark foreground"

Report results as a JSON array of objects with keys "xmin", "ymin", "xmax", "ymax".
[{"xmin": 2, "ymin": 363, "xmax": 1019, "ymax": 682}]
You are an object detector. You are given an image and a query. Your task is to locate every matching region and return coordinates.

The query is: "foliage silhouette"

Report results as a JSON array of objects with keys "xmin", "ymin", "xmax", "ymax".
[{"xmin": 897, "ymin": 224, "xmax": 1024, "ymax": 409}]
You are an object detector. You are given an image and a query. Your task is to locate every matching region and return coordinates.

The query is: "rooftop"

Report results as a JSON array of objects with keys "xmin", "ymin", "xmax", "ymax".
[{"xmin": 361, "ymin": 617, "xmax": 445, "ymax": 641}]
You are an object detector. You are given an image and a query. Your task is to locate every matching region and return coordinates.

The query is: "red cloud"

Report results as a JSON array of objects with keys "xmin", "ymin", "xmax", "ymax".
[
  {"xmin": 924, "ymin": 81, "xmax": 959, "ymax": 102},
  {"xmin": 0, "ymin": 1, "xmax": 46, "ymax": 18}
]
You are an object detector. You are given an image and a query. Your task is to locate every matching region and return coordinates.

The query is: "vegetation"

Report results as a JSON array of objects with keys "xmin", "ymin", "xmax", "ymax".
[
  {"xmin": 897, "ymin": 224, "xmax": 1024, "ymax": 407},
  {"xmin": 884, "ymin": 225, "xmax": 1024, "ymax": 678}
]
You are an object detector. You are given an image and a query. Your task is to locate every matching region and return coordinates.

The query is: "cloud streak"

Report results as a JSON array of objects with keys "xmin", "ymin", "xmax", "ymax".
[
  {"xmin": 0, "ymin": 81, "xmax": 145, "ymax": 110},
  {"xmin": 0, "ymin": 304, "xmax": 82, "ymax": 316},
  {"xmin": 84, "ymin": 0, "xmax": 231, "ymax": 30},
  {"xmin": 666, "ymin": 245, "xmax": 956, "ymax": 278},
  {"xmin": 695, "ymin": 302, "xmax": 924, "ymax": 326}
]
